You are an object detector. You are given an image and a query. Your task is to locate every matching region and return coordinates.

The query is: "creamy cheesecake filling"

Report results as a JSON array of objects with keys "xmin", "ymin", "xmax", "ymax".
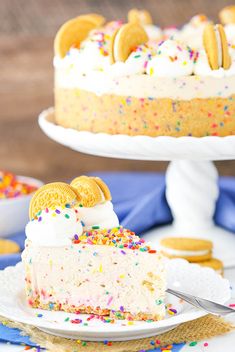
[
  {"xmin": 55, "ymin": 68, "xmax": 235, "ymax": 99},
  {"xmin": 22, "ymin": 241, "xmax": 166, "ymax": 317}
]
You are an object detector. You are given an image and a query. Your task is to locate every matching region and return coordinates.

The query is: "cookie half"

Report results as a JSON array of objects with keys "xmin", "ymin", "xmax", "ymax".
[
  {"xmin": 109, "ymin": 23, "xmax": 148, "ymax": 63},
  {"xmin": 128, "ymin": 8, "xmax": 153, "ymax": 25},
  {"xmin": 0, "ymin": 239, "xmax": 20, "ymax": 255},
  {"xmin": 29, "ymin": 182, "xmax": 80, "ymax": 219},
  {"xmin": 203, "ymin": 23, "xmax": 231, "ymax": 70},
  {"xmin": 198, "ymin": 258, "xmax": 224, "ymax": 276},
  {"xmin": 219, "ymin": 5, "xmax": 235, "ymax": 25},
  {"xmin": 160, "ymin": 237, "xmax": 213, "ymax": 262},
  {"xmin": 70, "ymin": 175, "xmax": 111, "ymax": 207},
  {"xmin": 54, "ymin": 14, "xmax": 105, "ymax": 58}
]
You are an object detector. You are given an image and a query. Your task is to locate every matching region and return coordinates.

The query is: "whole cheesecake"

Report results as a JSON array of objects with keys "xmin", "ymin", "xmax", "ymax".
[{"xmin": 54, "ymin": 10, "xmax": 235, "ymax": 137}]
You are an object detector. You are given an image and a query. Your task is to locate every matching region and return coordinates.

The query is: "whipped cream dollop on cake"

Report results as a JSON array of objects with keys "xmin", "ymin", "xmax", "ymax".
[
  {"xmin": 25, "ymin": 207, "xmax": 83, "ymax": 246},
  {"xmin": 146, "ymin": 39, "xmax": 194, "ymax": 77},
  {"xmin": 76, "ymin": 201, "xmax": 119, "ymax": 231},
  {"xmin": 22, "ymin": 177, "xmax": 166, "ymax": 321}
]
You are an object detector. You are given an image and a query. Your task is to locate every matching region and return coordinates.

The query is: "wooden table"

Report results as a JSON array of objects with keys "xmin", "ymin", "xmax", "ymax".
[{"xmin": 0, "ymin": 0, "xmax": 234, "ymax": 182}]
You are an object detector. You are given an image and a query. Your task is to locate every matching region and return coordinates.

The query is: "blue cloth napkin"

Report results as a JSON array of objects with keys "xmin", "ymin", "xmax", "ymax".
[{"xmin": 1, "ymin": 171, "xmax": 235, "ymax": 351}]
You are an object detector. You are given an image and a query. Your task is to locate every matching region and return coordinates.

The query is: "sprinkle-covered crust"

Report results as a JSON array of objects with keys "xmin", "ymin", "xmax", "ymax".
[
  {"xmin": 55, "ymin": 88, "xmax": 235, "ymax": 137},
  {"xmin": 27, "ymin": 297, "xmax": 165, "ymax": 321}
]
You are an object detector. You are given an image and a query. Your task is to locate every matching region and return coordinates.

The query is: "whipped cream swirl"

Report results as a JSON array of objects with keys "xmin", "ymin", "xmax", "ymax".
[
  {"xmin": 146, "ymin": 39, "xmax": 194, "ymax": 77},
  {"xmin": 194, "ymin": 47, "xmax": 235, "ymax": 77},
  {"xmin": 25, "ymin": 207, "xmax": 83, "ymax": 246},
  {"xmin": 75, "ymin": 201, "xmax": 119, "ymax": 231}
]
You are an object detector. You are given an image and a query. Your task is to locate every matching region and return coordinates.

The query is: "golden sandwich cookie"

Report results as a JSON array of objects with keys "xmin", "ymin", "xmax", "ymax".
[
  {"xmin": 70, "ymin": 175, "xmax": 111, "ymax": 207},
  {"xmin": 91, "ymin": 177, "xmax": 112, "ymax": 201},
  {"xmin": 160, "ymin": 237, "xmax": 213, "ymax": 262},
  {"xmin": 0, "ymin": 239, "xmax": 20, "ymax": 255},
  {"xmin": 203, "ymin": 23, "xmax": 231, "ymax": 70},
  {"xmin": 109, "ymin": 22, "xmax": 148, "ymax": 63},
  {"xmin": 219, "ymin": 5, "xmax": 235, "ymax": 25},
  {"xmin": 198, "ymin": 258, "xmax": 224, "ymax": 276},
  {"xmin": 128, "ymin": 8, "xmax": 153, "ymax": 25},
  {"xmin": 29, "ymin": 182, "xmax": 80, "ymax": 219},
  {"xmin": 54, "ymin": 14, "xmax": 105, "ymax": 58}
]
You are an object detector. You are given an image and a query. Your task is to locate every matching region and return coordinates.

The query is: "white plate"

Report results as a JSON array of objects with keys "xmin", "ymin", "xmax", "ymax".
[
  {"xmin": 38, "ymin": 108, "xmax": 235, "ymax": 161},
  {"xmin": 0, "ymin": 260, "xmax": 231, "ymax": 341}
]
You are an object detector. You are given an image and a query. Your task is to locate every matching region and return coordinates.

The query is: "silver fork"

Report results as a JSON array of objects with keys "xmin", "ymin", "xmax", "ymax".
[{"xmin": 166, "ymin": 288, "xmax": 235, "ymax": 316}]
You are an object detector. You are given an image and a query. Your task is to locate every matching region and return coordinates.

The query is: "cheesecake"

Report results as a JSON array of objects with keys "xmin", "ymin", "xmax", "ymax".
[{"xmin": 22, "ymin": 176, "xmax": 166, "ymax": 321}]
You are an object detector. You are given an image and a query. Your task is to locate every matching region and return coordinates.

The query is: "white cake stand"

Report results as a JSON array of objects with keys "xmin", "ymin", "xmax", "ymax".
[{"xmin": 39, "ymin": 108, "xmax": 235, "ymax": 267}]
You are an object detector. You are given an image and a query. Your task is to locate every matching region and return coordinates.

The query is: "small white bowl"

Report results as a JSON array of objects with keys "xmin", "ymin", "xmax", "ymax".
[{"xmin": 0, "ymin": 175, "xmax": 44, "ymax": 238}]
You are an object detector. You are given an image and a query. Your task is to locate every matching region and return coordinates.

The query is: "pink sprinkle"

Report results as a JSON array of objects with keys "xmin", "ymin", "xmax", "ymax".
[
  {"xmin": 107, "ymin": 296, "xmax": 113, "ymax": 306},
  {"xmin": 45, "ymin": 208, "xmax": 49, "ymax": 213},
  {"xmin": 144, "ymin": 60, "xmax": 148, "ymax": 68},
  {"xmin": 229, "ymin": 303, "xmax": 235, "ymax": 307},
  {"xmin": 204, "ymin": 342, "xmax": 208, "ymax": 347}
]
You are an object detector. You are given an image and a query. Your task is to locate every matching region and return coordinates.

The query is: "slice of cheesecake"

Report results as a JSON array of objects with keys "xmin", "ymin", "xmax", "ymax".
[
  {"xmin": 23, "ymin": 225, "xmax": 166, "ymax": 321},
  {"xmin": 22, "ymin": 180, "xmax": 166, "ymax": 321}
]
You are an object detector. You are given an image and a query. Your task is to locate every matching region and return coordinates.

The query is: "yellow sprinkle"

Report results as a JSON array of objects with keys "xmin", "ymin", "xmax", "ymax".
[
  {"xmin": 127, "ymin": 321, "xmax": 134, "ymax": 325},
  {"xmin": 149, "ymin": 67, "xmax": 154, "ymax": 76},
  {"xmin": 183, "ymin": 61, "xmax": 187, "ymax": 65},
  {"xmin": 77, "ymin": 339, "xmax": 81, "ymax": 344},
  {"xmin": 49, "ymin": 259, "xmax": 53, "ymax": 269},
  {"xmin": 167, "ymin": 309, "xmax": 175, "ymax": 315},
  {"xmin": 119, "ymin": 274, "xmax": 125, "ymax": 279},
  {"xmin": 99, "ymin": 264, "xmax": 103, "ymax": 273}
]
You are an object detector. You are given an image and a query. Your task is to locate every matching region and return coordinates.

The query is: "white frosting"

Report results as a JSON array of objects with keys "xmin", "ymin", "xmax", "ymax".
[
  {"xmin": 180, "ymin": 15, "xmax": 211, "ymax": 49},
  {"xmin": 108, "ymin": 44, "xmax": 151, "ymax": 77},
  {"xmin": 194, "ymin": 47, "xmax": 235, "ymax": 77},
  {"xmin": 146, "ymin": 40, "xmax": 194, "ymax": 77},
  {"xmin": 163, "ymin": 27, "xmax": 180, "ymax": 40},
  {"xmin": 144, "ymin": 24, "xmax": 162, "ymax": 40},
  {"xmin": 161, "ymin": 246, "xmax": 210, "ymax": 257},
  {"xmin": 225, "ymin": 24, "xmax": 235, "ymax": 45},
  {"xmin": 76, "ymin": 201, "xmax": 119, "ymax": 231},
  {"xmin": 25, "ymin": 207, "xmax": 83, "ymax": 246}
]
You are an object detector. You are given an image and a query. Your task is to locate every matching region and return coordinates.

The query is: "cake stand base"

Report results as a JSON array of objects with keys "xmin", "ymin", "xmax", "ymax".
[{"xmin": 144, "ymin": 225, "xmax": 235, "ymax": 268}]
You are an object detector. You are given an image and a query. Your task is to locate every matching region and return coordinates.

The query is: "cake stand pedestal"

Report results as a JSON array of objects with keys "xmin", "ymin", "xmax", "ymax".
[{"xmin": 39, "ymin": 108, "xmax": 235, "ymax": 267}]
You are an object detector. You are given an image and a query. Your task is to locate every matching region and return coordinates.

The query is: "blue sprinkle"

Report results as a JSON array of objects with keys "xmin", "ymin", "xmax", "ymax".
[{"xmin": 49, "ymin": 303, "xmax": 54, "ymax": 310}]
